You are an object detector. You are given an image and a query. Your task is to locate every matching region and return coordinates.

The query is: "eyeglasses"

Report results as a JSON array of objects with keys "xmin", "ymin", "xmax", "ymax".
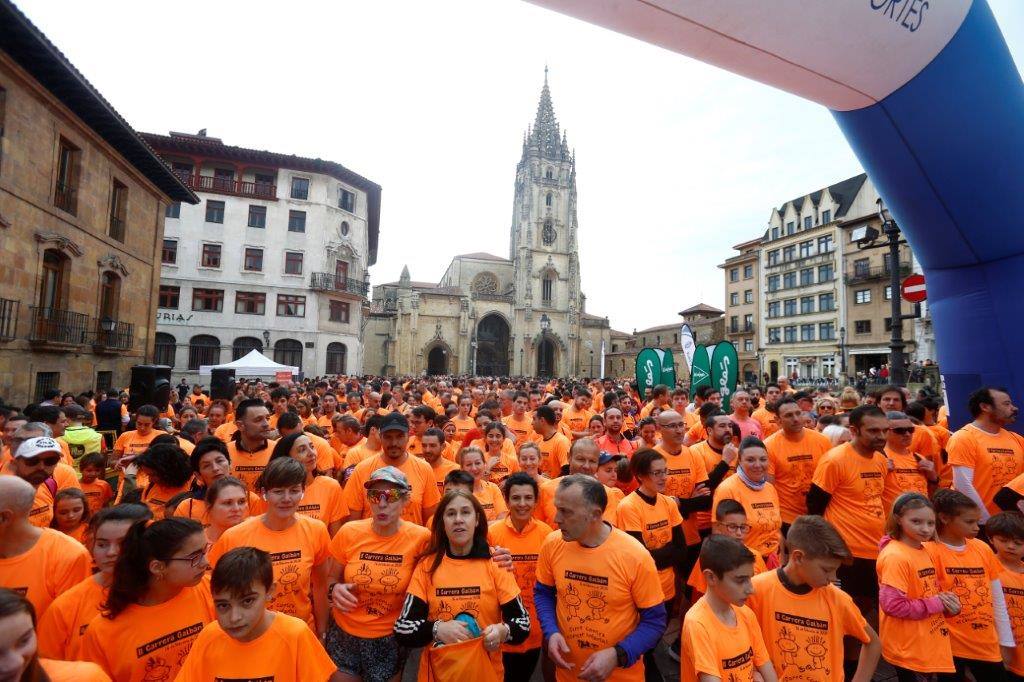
[
  {"xmin": 890, "ymin": 427, "xmax": 915, "ymax": 435},
  {"xmin": 366, "ymin": 488, "xmax": 408, "ymax": 505},
  {"xmin": 167, "ymin": 543, "xmax": 211, "ymax": 568},
  {"xmin": 20, "ymin": 454, "xmax": 61, "ymax": 467},
  {"xmin": 717, "ymin": 522, "xmax": 751, "ymax": 534}
]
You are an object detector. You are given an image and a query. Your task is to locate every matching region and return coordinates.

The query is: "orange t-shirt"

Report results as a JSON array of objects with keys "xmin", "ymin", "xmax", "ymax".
[
  {"xmin": 745, "ymin": 569, "xmax": 870, "ymax": 681},
  {"xmin": 141, "ymin": 481, "xmax": 190, "ymax": 519},
  {"xmin": 765, "ymin": 427, "xmax": 832, "ymax": 524},
  {"xmin": 487, "ymin": 517, "xmax": 554, "ymax": 653},
  {"xmin": 538, "ymin": 432, "xmax": 571, "ymax": 478},
  {"xmin": 560, "ymin": 405, "xmax": 594, "ymax": 438},
  {"xmin": 227, "ymin": 438, "xmax": 277, "ymax": 491},
  {"xmin": 39, "ymin": 659, "xmax": 110, "ymax": 682},
  {"xmin": 876, "ymin": 539, "xmax": 954, "ymax": 673},
  {"xmin": 342, "ymin": 454, "xmax": 441, "ymax": 526},
  {"xmin": 177, "ymin": 613, "xmax": 337, "ymax": 682},
  {"xmin": 680, "ymin": 597, "xmax": 770, "ymax": 682},
  {"xmin": 309, "ymin": 433, "xmax": 342, "ymax": 473},
  {"xmin": 113, "ymin": 429, "xmax": 160, "ymax": 458},
  {"xmin": 79, "ymin": 478, "xmax": 113, "ymax": 515},
  {"xmin": 426, "ymin": 456, "xmax": 459, "ymax": 495},
  {"xmin": 0, "ymin": 527, "xmax": 90, "ymax": 618},
  {"xmin": 687, "ymin": 549, "xmax": 767, "ymax": 596},
  {"xmin": 474, "ymin": 480, "xmax": 508, "ymax": 522},
  {"xmin": 654, "ymin": 444, "xmax": 709, "ymax": 545},
  {"xmin": 296, "ymin": 475, "xmax": 349, "ymax": 529},
  {"xmin": 327, "ymin": 519, "xmax": 430, "ymax": 638},
  {"xmin": 810, "ymin": 443, "xmax": 888, "ymax": 559},
  {"xmin": 753, "ymin": 407, "xmax": 780, "ymax": 438},
  {"xmin": 213, "ymin": 421, "xmax": 238, "ymax": 443},
  {"xmin": 37, "ymin": 575, "xmax": 105, "ymax": 660},
  {"xmin": 407, "ymin": 554, "xmax": 522, "ymax": 679},
  {"xmin": 882, "ymin": 448, "xmax": 931, "ymax": 513},
  {"xmin": 80, "ymin": 580, "xmax": 214, "ymax": 682},
  {"xmin": 712, "ymin": 476, "xmax": 783, "ymax": 558},
  {"xmin": 535, "ymin": 527, "xmax": 665, "ymax": 681},
  {"xmin": 999, "ymin": 566, "xmax": 1024, "ymax": 676},
  {"xmin": 615, "ymin": 491, "xmax": 683, "ymax": 599},
  {"xmin": 685, "ymin": 422, "xmax": 707, "ymax": 443},
  {"xmin": 450, "ymin": 415, "xmax": 476, "ymax": 440},
  {"xmin": 946, "ymin": 424, "xmax": 1024, "ymax": 515},
  {"xmin": 688, "ymin": 441, "xmax": 731, "ymax": 530},
  {"xmin": 342, "ymin": 440, "xmax": 381, "ymax": 468},
  {"xmin": 535, "ymin": 477, "xmax": 620, "ymax": 529},
  {"xmin": 1, "ymin": 461, "xmax": 82, "ymax": 527},
  {"xmin": 481, "ymin": 444, "xmax": 520, "ymax": 484},
  {"xmin": 208, "ymin": 515, "xmax": 330, "ymax": 626},
  {"xmin": 502, "ymin": 414, "xmax": 536, "ymax": 443},
  {"xmin": 925, "ymin": 538, "xmax": 1004, "ymax": 662}
]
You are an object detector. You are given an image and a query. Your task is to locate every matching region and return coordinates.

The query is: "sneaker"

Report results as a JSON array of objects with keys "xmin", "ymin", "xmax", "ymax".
[{"xmin": 666, "ymin": 636, "xmax": 681, "ymax": 662}]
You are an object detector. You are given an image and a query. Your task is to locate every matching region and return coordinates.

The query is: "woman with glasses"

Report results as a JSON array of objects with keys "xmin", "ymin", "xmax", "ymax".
[
  {"xmin": 711, "ymin": 436, "xmax": 783, "ymax": 566},
  {"xmin": 207, "ymin": 457, "xmax": 330, "ymax": 637},
  {"xmin": 882, "ymin": 411, "xmax": 937, "ymax": 512},
  {"xmin": 269, "ymin": 433, "xmax": 348, "ymax": 536},
  {"xmin": 395, "ymin": 491, "xmax": 529, "ymax": 680},
  {"xmin": 325, "ymin": 466, "xmax": 430, "ymax": 682},
  {"xmin": 80, "ymin": 516, "xmax": 214, "ymax": 681}
]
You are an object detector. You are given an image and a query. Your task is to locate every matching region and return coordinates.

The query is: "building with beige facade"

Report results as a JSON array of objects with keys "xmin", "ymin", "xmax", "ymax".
[
  {"xmin": 719, "ymin": 238, "xmax": 760, "ymax": 383},
  {"xmin": 0, "ymin": 3, "xmax": 196, "ymax": 403},
  {"xmin": 602, "ymin": 304, "xmax": 724, "ymax": 382}
]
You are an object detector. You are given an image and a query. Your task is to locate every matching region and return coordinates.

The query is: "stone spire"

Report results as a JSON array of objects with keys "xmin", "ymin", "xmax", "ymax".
[
  {"xmin": 529, "ymin": 67, "xmax": 564, "ymax": 161},
  {"xmin": 399, "ymin": 264, "xmax": 410, "ymax": 287}
]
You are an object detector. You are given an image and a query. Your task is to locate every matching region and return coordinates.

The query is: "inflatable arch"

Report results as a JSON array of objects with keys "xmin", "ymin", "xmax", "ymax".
[{"xmin": 529, "ymin": 0, "xmax": 1024, "ymax": 429}]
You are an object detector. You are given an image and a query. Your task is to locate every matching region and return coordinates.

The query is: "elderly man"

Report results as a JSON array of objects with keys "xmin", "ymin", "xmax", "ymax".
[
  {"xmin": 535, "ymin": 474, "xmax": 666, "ymax": 681},
  {"xmin": 0, "ymin": 432, "xmax": 81, "ymax": 526},
  {"xmin": 0, "ymin": 476, "xmax": 90, "ymax": 618},
  {"xmin": 728, "ymin": 389, "xmax": 762, "ymax": 440},
  {"xmin": 535, "ymin": 438, "xmax": 621, "ymax": 528}
]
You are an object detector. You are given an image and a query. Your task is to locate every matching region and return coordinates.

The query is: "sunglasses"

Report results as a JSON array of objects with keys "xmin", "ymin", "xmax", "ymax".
[
  {"xmin": 890, "ymin": 427, "xmax": 915, "ymax": 435},
  {"xmin": 21, "ymin": 454, "xmax": 61, "ymax": 467},
  {"xmin": 366, "ymin": 488, "xmax": 408, "ymax": 505}
]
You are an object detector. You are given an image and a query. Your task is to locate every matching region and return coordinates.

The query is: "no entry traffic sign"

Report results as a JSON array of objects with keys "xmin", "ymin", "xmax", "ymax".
[{"xmin": 901, "ymin": 274, "xmax": 927, "ymax": 303}]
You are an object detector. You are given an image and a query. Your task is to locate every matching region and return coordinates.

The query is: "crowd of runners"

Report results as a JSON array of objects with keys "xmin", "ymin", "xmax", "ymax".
[{"xmin": 0, "ymin": 374, "xmax": 1023, "ymax": 682}]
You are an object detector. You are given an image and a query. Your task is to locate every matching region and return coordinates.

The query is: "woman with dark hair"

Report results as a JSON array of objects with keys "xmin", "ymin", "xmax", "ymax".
[
  {"xmin": 37, "ymin": 504, "xmax": 153, "ymax": 660},
  {"xmin": 270, "ymin": 433, "xmax": 347, "ymax": 536},
  {"xmin": 479, "ymin": 422, "xmax": 519, "ymax": 484},
  {"xmin": 195, "ymin": 477, "xmax": 250, "ymax": 543},
  {"xmin": 207, "ymin": 457, "xmax": 330, "ymax": 637},
  {"xmin": 170, "ymin": 437, "xmax": 261, "ymax": 526},
  {"xmin": 394, "ymin": 491, "xmax": 529, "ymax": 680},
  {"xmin": 80, "ymin": 517, "xmax": 213, "ymax": 681},
  {"xmin": 712, "ymin": 436, "xmax": 783, "ymax": 564},
  {"xmin": 133, "ymin": 443, "xmax": 194, "ymax": 518},
  {"xmin": 0, "ymin": 587, "xmax": 110, "ymax": 681}
]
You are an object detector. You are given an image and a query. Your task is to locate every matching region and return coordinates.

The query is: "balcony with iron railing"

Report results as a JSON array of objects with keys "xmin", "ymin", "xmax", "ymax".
[
  {"xmin": 0, "ymin": 299, "xmax": 18, "ymax": 341},
  {"xmin": 844, "ymin": 262, "xmax": 911, "ymax": 285},
  {"xmin": 53, "ymin": 182, "xmax": 77, "ymax": 215},
  {"xmin": 728, "ymin": 322, "xmax": 755, "ymax": 335},
  {"xmin": 92, "ymin": 317, "xmax": 134, "ymax": 352},
  {"xmin": 310, "ymin": 272, "xmax": 370, "ymax": 297},
  {"xmin": 176, "ymin": 171, "xmax": 277, "ymax": 200},
  {"xmin": 29, "ymin": 306, "xmax": 89, "ymax": 347}
]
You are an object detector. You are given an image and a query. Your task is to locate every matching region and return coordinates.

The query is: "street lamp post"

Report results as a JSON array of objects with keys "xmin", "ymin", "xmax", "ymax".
[
  {"xmin": 519, "ymin": 348, "xmax": 524, "ymax": 376},
  {"xmin": 539, "ymin": 314, "xmax": 551, "ymax": 377},
  {"xmin": 839, "ymin": 326, "xmax": 847, "ymax": 382},
  {"xmin": 589, "ymin": 350, "xmax": 594, "ymax": 377}
]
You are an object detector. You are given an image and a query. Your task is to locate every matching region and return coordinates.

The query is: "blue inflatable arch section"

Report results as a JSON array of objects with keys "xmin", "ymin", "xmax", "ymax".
[{"xmin": 529, "ymin": 0, "xmax": 1023, "ymax": 429}]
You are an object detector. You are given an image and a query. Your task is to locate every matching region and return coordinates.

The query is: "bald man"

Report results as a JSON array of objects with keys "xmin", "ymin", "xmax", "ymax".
[{"xmin": 0, "ymin": 476, "xmax": 90, "ymax": 618}]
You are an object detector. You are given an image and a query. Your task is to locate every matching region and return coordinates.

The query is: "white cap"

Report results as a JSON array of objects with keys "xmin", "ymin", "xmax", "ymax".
[{"xmin": 15, "ymin": 436, "xmax": 62, "ymax": 459}]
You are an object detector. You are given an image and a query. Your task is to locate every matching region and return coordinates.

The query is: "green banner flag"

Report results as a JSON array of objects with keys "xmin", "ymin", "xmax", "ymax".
[
  {"xmin": 690, "ymin": 344, "xmax": 712, "ymax": 395},
  {"xmin": 657, "ymin": 348, "xmax": 676, "ymax": 388},
  {"xmin": 710, "ymin": 342, "xmax": 739, "ymax": 412},
  {"xmin": 635, "ymin": 348, "xmax": 661, "ymax": 401}
]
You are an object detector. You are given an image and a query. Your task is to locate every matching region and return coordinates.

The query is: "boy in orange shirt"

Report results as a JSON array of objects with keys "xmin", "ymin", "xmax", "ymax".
[
  {"xmin": 987, "ymin": 511, "xmax": 1024, "ymax": 682},
  {"xmin": 77, "ymin": 453, "xmax": 112, "ymax": 515},
  {"xmin": 746, "ymin": 515, "xmax": 880, "ymax": 682},
  {"xmin": 178, "ymin": 547, "xmax": 338, "ymax": 682},
  {"xmin": 687, "ymin": 499, "xmax": 767, "ymax": 599},
  {"xmin": 680, "ymin": 534, "xmax": 777, "ymax": 682}
]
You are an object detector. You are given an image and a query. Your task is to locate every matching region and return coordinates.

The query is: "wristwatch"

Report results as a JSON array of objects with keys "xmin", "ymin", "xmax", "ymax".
[{"xmin": 614, "ymin": 644, "xmax": 628, "ymax": 668}]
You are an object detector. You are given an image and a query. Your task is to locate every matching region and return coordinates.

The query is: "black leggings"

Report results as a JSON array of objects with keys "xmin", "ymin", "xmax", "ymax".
[
  {"xmin": 503, "ymin": 648, "xmax": 541, "ymax": 682},
  {"xmin": 938, "ymin": 657, "xmax": 1007, "ymax": 682}
]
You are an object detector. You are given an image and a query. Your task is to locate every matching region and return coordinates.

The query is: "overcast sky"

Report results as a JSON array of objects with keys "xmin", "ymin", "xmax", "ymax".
[{"xmin": 17, "ymin": 0, "xmax": 1024, "ymax": 334}]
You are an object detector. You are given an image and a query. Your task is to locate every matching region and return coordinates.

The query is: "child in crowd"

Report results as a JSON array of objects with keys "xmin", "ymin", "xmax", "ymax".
[
  {"xmin": 987, "ymin": 511, "xmax": 1024, "ymax": 682},
  {"xmin": 177, "ymin": 547, "xmax": 338, "ymax": 682},
  {"xmin": 687, "ymin": 499, "xmax": 767, "ymax": 599},
  {"xmin": 50, "ymin": 488, "xmax": 89, "ymax": 543},
  {"xmin": 747, "ymin": 515, "xmax": 880, "ymax": 682},
  {"xmin": 680, "ymin": 534, "xmax": 778, "ymax": 682},
  {"xmin": 927, "ymin": 489, "xmax": 1016, "ymax": 681},
  {"xmin": 77, "ymin": 453, "xmax": 112, "ymax": 514},
  {"xmin": 876, "ymin": 493, "xmax": 958, "ymax": 682}
]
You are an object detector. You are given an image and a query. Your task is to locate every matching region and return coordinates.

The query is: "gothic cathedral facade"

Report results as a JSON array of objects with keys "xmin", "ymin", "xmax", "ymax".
[{"xmin": 362, "ymin": 74, "xmax": 613, "ymax": 377}]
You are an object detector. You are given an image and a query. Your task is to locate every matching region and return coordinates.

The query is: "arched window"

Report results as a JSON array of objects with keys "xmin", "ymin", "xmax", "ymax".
[
  {"xmin": 232, "ymin": 336, "xmax": 263, "ymax": 360},
  {"xmin": 98, "ymin": 272, "xmax": 121, "ymax": 322},
  {"xmin": 274, "ymin": 338, "xmax": 302, "ymax": 368},
  {"xmin": 545, "ymin": 167, "xmax": 553, "ymax": 179},
  {"xmin": 188, "ymin": 334, "xmax": 220, "ymax": 370},
  {"xmin": 154, "ymin": 332, "xmax": 176, "ymax": 367},
  {"xmin": 545, "ymin": 192, "xmax": 553, "ymax": 207},
  {"xmin": 326, "ymin": 342, "xmax": 347, "ymax": 375},
  {"xmin": 542, "ymin": 273, "xmax": 554, "ymax": 306}
]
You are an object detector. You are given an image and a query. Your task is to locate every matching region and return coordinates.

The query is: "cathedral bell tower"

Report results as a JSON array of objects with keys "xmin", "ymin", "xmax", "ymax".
[{"xmin": 510, "ymin": 69, "xmax": 582, "ymax": 375}]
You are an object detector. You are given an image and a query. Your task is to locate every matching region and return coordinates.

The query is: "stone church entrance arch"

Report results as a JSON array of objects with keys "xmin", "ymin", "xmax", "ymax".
[
  {"xmin": 476, "ymin": 314, "xmax": 510, "ymax": 376},
  {"xmin": 537, "ymin": 337, "xmax": 556, "ymax": 377},
  {"xmin": 427, "ymin": 346, "xmax": 448, "ymax": 376}
]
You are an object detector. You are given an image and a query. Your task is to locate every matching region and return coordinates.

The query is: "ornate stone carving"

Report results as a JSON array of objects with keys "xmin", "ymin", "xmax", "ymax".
[
  {"xmin": 471, "ymin": 272, "xmax": 499, "ymax": 295},
  {"xmin": 97, "ymin": 254, "xmax": 130, "ymax": 277},
  {"xmin": 433, "ymin": 323, "xmax": 443, "ymax": 340},
  {"xmin": 34, "ymin": 232, "xmax": 83, "ymax": 257}
]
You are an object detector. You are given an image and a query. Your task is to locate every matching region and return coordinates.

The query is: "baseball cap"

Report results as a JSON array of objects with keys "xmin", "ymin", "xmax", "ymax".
[
  {"xmin": 598, "ymin": 452, "xmax": 624, "ymax": 466},
  {"xmin": 364, "ymin": 465, "xmax": 411, "ymax": 490},
  {"xmin": 16, "ymin": 437, "xmax": 63, "ymax": 459},
  {"xmin": 63, "ymin": 404, "xmax": 89, "ymax": 420},
  {"xmin": 379, "ymin": 412, "xmax": 409, "ymax": 434}
]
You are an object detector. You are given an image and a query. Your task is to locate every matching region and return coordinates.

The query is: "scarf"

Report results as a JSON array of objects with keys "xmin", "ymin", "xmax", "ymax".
[{"xmin": 737, "ymin": 465, "xmax": 767, "ymax": 491}]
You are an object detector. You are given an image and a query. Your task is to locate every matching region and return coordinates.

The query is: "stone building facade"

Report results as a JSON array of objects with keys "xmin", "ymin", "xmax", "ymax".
[
  {"xmin": 0, "ymin": 4, "xmax": 195, "ymax": 403},
  {"xmin": 602, "ymin": 304, "xmax": 725, "ymax": 382},
  {"xmin": 364, "ymin": 74, "xmax": 614, "ymax": 377},
  {"xmin": 719, "ymin": 238, "xmax": 761, "ymax": 383}
]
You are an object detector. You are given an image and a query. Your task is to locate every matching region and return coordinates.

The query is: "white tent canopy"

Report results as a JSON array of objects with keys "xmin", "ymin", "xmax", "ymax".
[{"xmin": 198, "ymin": 349, "xmax": 298, "ymax": 376}]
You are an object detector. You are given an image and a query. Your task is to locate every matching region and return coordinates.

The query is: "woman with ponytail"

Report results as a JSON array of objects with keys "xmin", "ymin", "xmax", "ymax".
[
  {"xmin": 0, "ymin": 587, "xmax": 109, "ymax": 681},
  {"xmin": 80, "ymin": 517, "xmax": 214, "ymax": 681}
]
